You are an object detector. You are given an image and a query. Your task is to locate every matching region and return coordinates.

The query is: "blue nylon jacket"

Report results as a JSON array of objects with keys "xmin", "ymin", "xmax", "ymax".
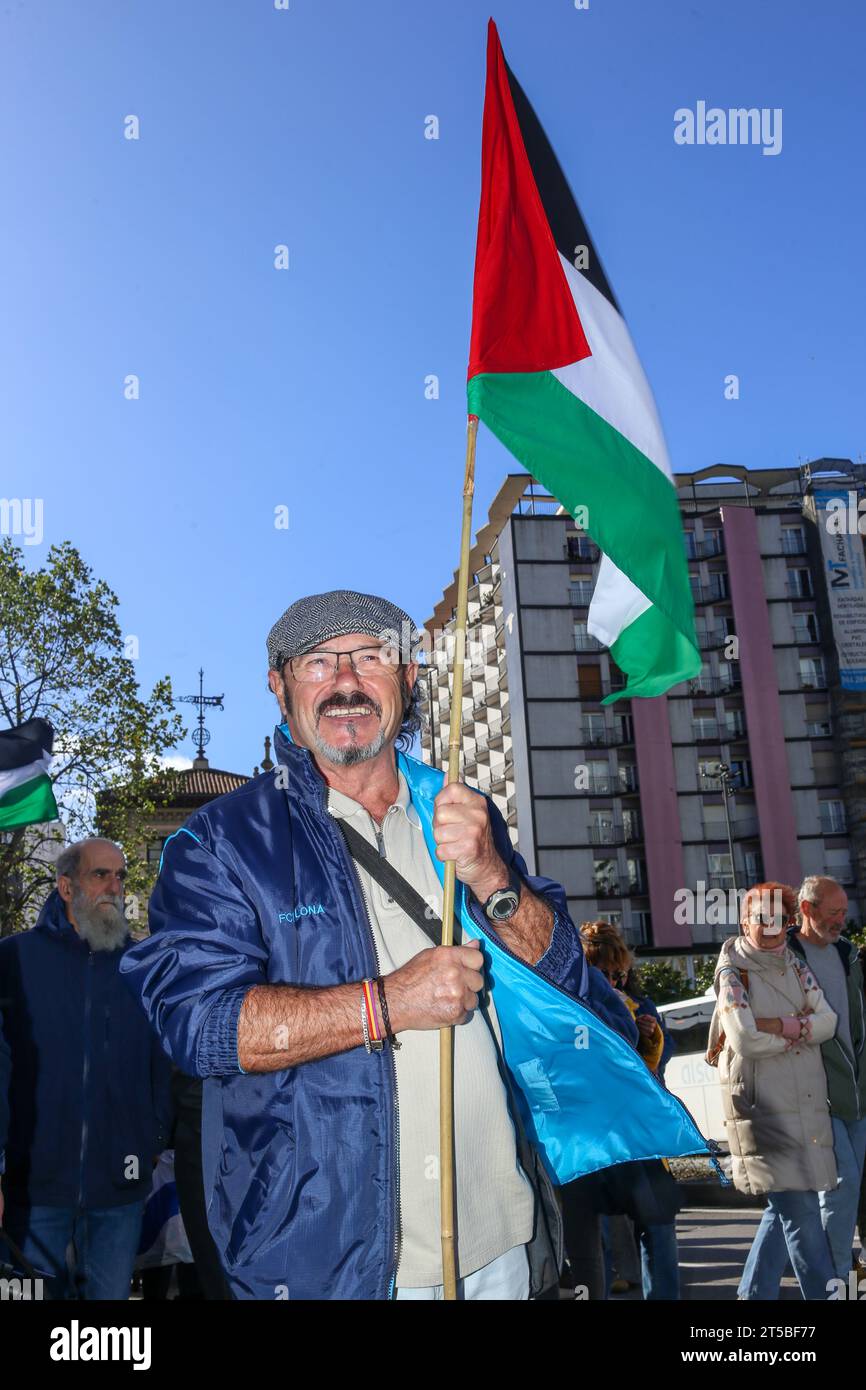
[
  {"xmin": 0, "ymin": 892, "xmax": 173, "ymax": 1208},
  {"xmin": 121, "ymin": 726, "xmax": 707, "ymax": 1299}
]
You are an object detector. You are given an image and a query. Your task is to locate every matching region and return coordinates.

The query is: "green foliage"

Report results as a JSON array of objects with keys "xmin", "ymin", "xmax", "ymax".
[
  {"xmin": 0, "ymin": 538, "xmax": 185, "ymax": 935},
  {"xmin": 846, "ymin": 922, "xmax": 866, "ymax": 949},
  {"xmin": 635, "ymin": 960, "xmax": 699, "ymax": 1006}
]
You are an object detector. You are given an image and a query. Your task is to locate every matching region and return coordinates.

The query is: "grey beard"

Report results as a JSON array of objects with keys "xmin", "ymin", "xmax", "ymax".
[
  {"xmin": 72, "ymin": 889, "xmax": 129, "ymax": 952},
  {"xmin": 314, "ymin": 726, "xmax": 387, "ymax": 766}
]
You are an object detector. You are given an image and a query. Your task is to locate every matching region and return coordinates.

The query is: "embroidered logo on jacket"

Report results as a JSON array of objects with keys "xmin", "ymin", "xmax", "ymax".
[{"xmin": 277, "ymin": 904, "xmax": 325, "ymax": 924}]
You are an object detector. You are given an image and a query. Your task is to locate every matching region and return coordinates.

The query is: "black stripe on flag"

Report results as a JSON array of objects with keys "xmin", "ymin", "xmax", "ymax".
[
  {"xmin": 0, "ymin": 718, "xmax": 54, "ymax": 773},
  {"xmin": 504, "ymin": 61, "xmax": 620, "ymax": 314}
]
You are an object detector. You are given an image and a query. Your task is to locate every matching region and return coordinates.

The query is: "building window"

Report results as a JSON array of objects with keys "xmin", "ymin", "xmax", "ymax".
[
  {"xmin": 583, "ymin": 711, "xmax": 607, "ymax": 744},
  {"xmin": 616, "ymin": 713, "xmax": 634, "ymax": 744},
  {"xmin": 792, "ymin": 612, "xmax": 820, "ymax": 644},
  {"xmin": 684, "ymin": 531, "xmax": 697, "ymax": 559},
  {"xmin": 820, "ymin": 800, "xmax": 847, "ymax": 835},
  {"xmin": 707, "ymin": 852, "xmax": 734, "ymax": 889},
  {"xmin": 626, "ymin": 857, "xmax": 647, "ymax": 894},
  {"xmin": 782, "ymin": 526, "xmax": 806, "ymax": 555},
  {"xmin": 799, "ymin": 657, "xmax": 826, "ymax": 690},
  {"xmin": 702, "ymin": 531, "xmax": 723, "ymax": 557},
  {"xmin": 744, "ymin": 849, "xmax": 764, "ymax": 883},
  {"xmin": 788, "ymin": 568, "xmax": 813, "ymax": 598},
  {"xmin": 587, "ymin": 761, "xmax": 610, "ymax": 793},
  {"xmin": 729, "ymin": 759, "xmax": 752, "ymax": 788},
  {"xmin": 590, "ymin": 810, "xmax": 617, "ymax": 844},
  {"xmin": 594, "ymin": 859, "xmax": 620, "ymax": 897},
  {"xmin": 597, "ymin": 910, "xmax": 623, "ymax": 929},
  {"xmin": 622, "ymin": 808, "xmax": 642, "ymax": 843},
  {"xmin": 578, "ymin": 664, "xmax": 603, "ymax": 701},
  {"xmin": 707, "ymin": 572, "xmax": 729, "ymax": 601},
  {"xmin": 567, "ymin": 534, "xmax": 599, "ymax": 562},
  {"xmin": 693, "ymin": 715, "xmax": 720, "ymax": 741},
  {"xmin": 569, "ymin": 579, "xmax": 593, "ymax": 607},
  {"xmin": 146, "ymin": 838, "xmax": 167, "ymax": 865},
  {"xmin": 573, "ymin": 621, "xmax": 600, "ymax": 652},
  {"xmin": 806, "ymin": 718, "xmax": 832, "ymax": 738},
  {"xmin": 724, "ymin": 710, "xmax": 746, "ymax": 738},
  {"xmin": 825, "ymin": 848, "xmax": 854, "ymax": 883},
  {"xmin": 699, "ymin": 758, "xmax": 722, "ymax": 788},
  {"xmin": 618, "ymin": 764, "xmax": 638, "ymax": 792}
]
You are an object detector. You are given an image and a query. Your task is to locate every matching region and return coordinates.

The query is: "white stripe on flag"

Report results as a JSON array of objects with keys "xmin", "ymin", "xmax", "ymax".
[
  {"xmin": 552, "ymin": 253, "xmax": 673, "ymax": 475},
  {"xmin": 0, "ymin": 751, "xmax": 52, "ymax": 799}
]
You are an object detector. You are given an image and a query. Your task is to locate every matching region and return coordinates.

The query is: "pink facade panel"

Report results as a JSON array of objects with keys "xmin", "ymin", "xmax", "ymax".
[
  {"xmin": 721, "ymin": 505, "xmax": 802, "ymax": 886},
  {"xmin": 632, "ymin": 695, "xmax": 692, "ymax": 947}
]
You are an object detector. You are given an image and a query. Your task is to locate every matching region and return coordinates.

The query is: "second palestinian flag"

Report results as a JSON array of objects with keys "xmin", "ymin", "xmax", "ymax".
[
  {"xmin": 468, "ymin": 20, "xmax": 700, "ymax": 701},
  {"xmin": 0, "ymin": 719, "xmax": 59, "ymax": 829}
]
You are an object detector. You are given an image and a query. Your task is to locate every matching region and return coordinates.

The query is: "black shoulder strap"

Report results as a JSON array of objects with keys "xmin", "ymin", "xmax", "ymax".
[{"xmin": 335, "ymin": 818, "xmax": 460, "ymax": 950}]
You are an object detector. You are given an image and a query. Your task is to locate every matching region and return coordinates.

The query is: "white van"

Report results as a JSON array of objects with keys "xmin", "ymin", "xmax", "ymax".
[{"xmin": 657, "ymin": 991, "xmax": 727, "ymax": 1147}]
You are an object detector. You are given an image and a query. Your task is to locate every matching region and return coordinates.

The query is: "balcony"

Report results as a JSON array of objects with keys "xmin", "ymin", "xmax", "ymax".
[
  {"xmin": 731, "ymin": 815, "xmax": 759, "ymax": 839},
  {"xmin": 696, "ymin": 626, "xmax": 727, "ymax": 649},
  {"xmin": 820, "ymin": 814, "xmax": 847, "ymax": 836},
  {"xmin": 799, "ymin": 671, "xmax": 827, "ymax": 691},
  {"xmin": 569, "ymin": 582, "xmax": 594, "ymax": 607},
  {"xmin": 807, "ymin": 721, "xmax": 832, "ymax": 738},
  {"xmin": 698, "ymin": 534, "xmax": 725, "ymax": 558},
  {"xmin": 692, "ymin": 576, "xmax": 730, "ymax": 604},
  {"xmin": 590, "ymin": 821, "xmax": 643, "ymax": 846},
  {"xmin": 693, "ymin": 720, "xmax": 721, "ymax": 742},
  {"xmin": 582, "ymin": 725, "xmax": 619, "ymax": 745},
  {"xmin": 566, "ymin": 536, "xmax": 600, "ymax": 562},
  {"xmin": 574, "ymin": 632, "xmax": 603, "ymax": 651}
]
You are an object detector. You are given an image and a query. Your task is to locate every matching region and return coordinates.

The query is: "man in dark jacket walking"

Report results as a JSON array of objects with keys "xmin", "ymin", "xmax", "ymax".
[{"xmin": 0, "ymin": 838, "xmax": 172, "ymax": 1299}]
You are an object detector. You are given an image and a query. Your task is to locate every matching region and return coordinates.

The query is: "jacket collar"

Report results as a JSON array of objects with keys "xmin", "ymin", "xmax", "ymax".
[
  {"xmin": 35, "ymin": 888, "xmax": 89, "ymax": 948},
  {"xmin": 787, "ymin": 925, "xmax": 852, "ymax": 975}
]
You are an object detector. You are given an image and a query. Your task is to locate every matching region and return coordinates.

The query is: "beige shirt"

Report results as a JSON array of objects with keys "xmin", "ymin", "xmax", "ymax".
[{"xmin": 328, "ymin": 771, "xmax": 535, "ymax": 1286}]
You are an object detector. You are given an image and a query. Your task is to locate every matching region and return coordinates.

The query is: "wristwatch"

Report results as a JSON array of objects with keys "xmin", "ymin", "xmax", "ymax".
[{"xmin": 482, "ymin": 872, "xmax": 522, "ymax": 924}]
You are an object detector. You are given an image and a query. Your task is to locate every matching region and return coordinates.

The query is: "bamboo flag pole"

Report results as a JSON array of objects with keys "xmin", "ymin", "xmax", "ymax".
[{"xmin": 439, "ymin": 412, "xmax": 479, "ymax": 1301}]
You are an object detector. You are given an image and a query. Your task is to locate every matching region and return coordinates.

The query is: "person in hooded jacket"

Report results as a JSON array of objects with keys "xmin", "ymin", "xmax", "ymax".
[
  {"xmin": 711, "ymin": 880, "xmax": 837, "ymax": 1301},
  {"xmin": 0, "ymin": 838, "xmax": 172, "ymax": 1299}
]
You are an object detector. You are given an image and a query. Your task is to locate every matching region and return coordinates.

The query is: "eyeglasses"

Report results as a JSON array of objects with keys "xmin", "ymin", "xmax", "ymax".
[{"xmin": 289, "ymin": 645, "xmax": 400, "ymax": 685}]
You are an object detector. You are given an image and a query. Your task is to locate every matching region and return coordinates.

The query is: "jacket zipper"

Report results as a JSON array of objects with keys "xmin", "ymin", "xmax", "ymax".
[
  {"xmin": 78, "ymin": 951, "xmax": 93, "ymax": 1208},
  {"xmin": 319, "ymin": 781, "xmax": 402, "ymax": 1299}
]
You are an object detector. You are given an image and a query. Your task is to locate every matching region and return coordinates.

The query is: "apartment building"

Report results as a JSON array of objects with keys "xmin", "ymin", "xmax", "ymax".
[{"xmin": 422, "ymin": 461, "xmax": 866, "ymax": 948}]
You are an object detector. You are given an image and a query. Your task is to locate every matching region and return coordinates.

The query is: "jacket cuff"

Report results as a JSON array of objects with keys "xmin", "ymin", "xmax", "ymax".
[
  {"xmin": 196, "ymin": 986, "xmax": 251, "ymax": 1077},
  {"xmin": 534, "ymin": 906, "xmax": 578, "ymax": 986}
]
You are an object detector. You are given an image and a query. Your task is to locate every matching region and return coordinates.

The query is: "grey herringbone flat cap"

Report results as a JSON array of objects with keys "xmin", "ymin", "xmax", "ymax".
[{"xmin": 267, "ymin": 590, "xmax": 421, "ymax": 669}]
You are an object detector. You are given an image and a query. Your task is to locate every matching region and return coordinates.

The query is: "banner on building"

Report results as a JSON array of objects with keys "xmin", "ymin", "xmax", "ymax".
[{"xmin": 813, "ymin": 488, "xmax": 866, "ymax": 691}]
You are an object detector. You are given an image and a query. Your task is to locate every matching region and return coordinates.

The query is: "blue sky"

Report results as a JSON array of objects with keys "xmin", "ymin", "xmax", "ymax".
[{"xmin": 2, "ymin": 0, "xmax": 864, "ymax": 776}]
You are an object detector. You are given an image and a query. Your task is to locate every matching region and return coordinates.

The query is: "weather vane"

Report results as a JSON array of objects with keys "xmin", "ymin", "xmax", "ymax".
[{"xmin": 178, "ymin": 668, "xmax": 224, "ymax": 760}]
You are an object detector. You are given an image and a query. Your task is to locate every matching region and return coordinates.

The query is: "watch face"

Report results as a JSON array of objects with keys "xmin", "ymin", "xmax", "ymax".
[{"xmin": 488, "ymin": 889, "xmax": 520, "ymax": 921}]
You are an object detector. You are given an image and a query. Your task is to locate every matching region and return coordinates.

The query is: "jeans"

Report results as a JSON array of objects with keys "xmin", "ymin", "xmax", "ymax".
[
  {"xmin": 3, "ymin": 1200, "xmax": 146, "ymax": 1300},
  {"xmin": 739, "ymin": 1190, "xmax": 836, "ymax": 1301},
  {"xmin": 601, "ymin": 1215, "xmax": 680, "ymax": 1300},
  {"xmin": 395, "ymin": 1242, "xmax": 529, "ymax": 1300},
  {"xmin": 738, "ymin": 1115, "xmax": 866, "ymax": 1296}
]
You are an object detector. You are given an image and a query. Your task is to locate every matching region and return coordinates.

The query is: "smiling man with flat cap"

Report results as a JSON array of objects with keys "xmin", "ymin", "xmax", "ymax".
[{"xmin": 122, "ymin": 589, "xmax": 600, "ymax": 1300}]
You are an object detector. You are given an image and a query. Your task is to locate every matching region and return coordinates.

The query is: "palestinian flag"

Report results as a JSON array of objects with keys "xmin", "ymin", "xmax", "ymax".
[
  {"xmin": 468, "ymin": 20, "xmax": 699, "ymax": 701},
  {"xmin": 0, "ymin": 719, "xmax": 59, "ymax": 829}
]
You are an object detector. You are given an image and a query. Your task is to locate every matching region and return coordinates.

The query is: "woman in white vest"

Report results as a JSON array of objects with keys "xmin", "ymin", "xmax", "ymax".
[{"xmin": 711, "ymin": 881, "xmax": 838, "ymax": 1300}]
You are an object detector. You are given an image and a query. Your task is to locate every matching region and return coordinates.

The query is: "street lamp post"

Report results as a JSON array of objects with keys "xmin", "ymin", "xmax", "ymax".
[{"xmin": 701, "ymin": 761, "xmax": 740, "ymax": 945}]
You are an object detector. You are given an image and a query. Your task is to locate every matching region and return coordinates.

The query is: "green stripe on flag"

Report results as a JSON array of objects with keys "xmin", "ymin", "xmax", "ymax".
[
  {"xmin": 467, "ymin": 368, "xmax": 700, "ymax": 696},
  {"xmin": 0, "ymin": 773, "xmax": 59, "ymax": 830}
]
